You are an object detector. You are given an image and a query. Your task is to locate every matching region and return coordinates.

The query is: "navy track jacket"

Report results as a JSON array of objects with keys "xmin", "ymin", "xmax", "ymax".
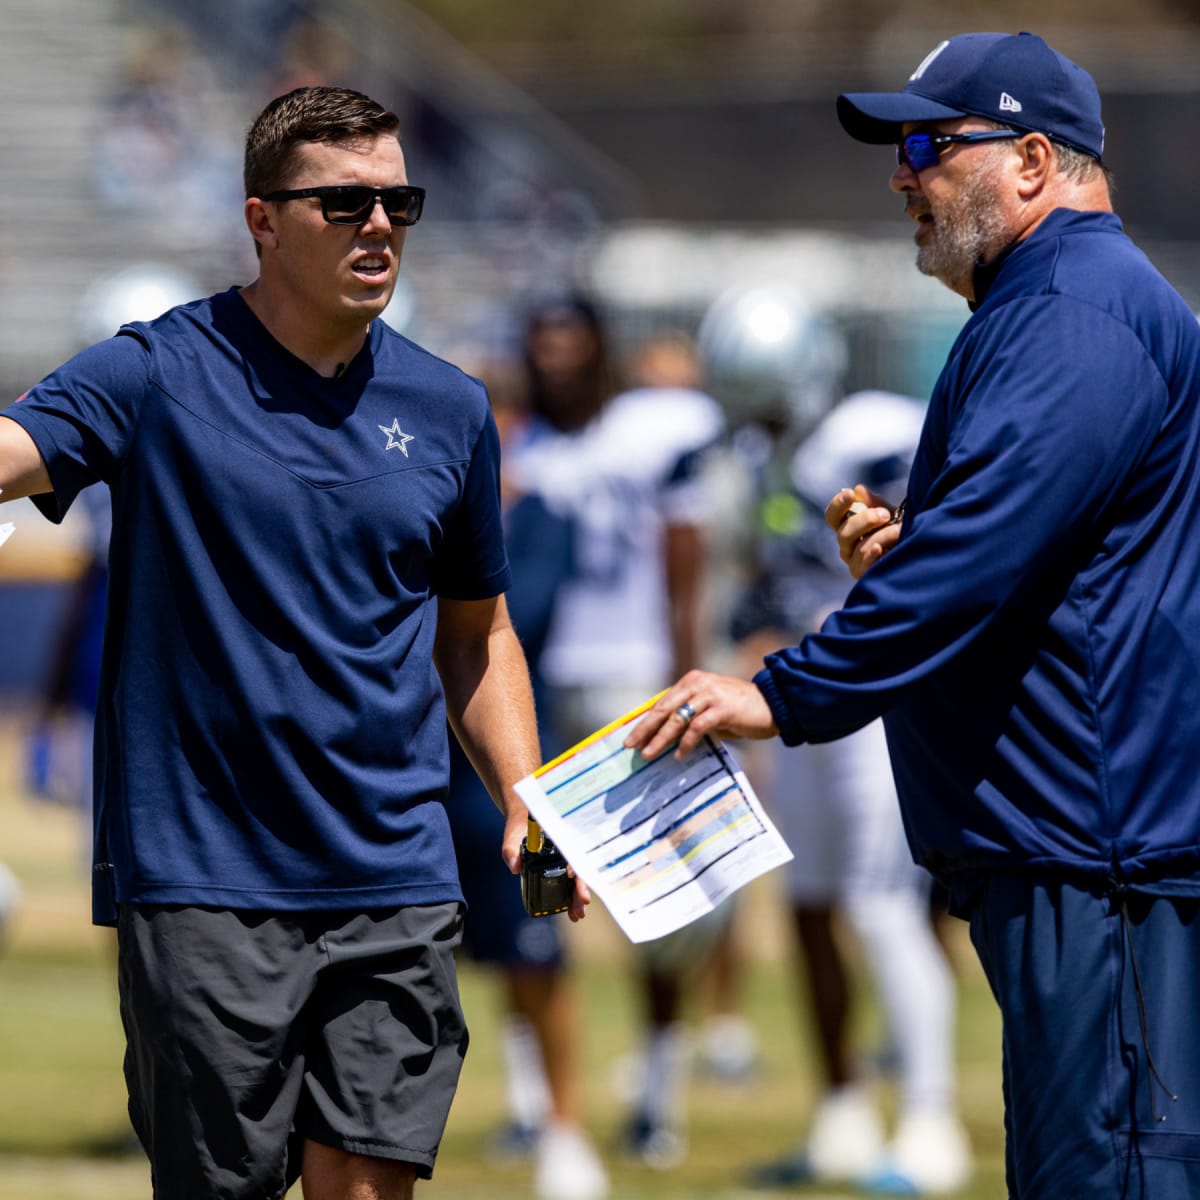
[{"xmin": 756, "ymin": 209, "xmax": 1200, "ymax": 884}]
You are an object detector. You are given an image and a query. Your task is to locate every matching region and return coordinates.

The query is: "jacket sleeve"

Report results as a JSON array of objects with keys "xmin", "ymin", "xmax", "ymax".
[{"xmin": 756, "ymin": 296, "xmax": 1169, "ymax": 745}]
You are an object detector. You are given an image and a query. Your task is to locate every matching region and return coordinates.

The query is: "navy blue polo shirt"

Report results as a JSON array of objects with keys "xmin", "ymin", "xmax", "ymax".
[{"xmin": 6, "ymin": 288, "xmax": 510, "ymax": 922}]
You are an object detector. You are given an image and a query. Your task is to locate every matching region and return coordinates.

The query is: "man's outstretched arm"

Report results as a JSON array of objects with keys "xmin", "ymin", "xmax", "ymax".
[{"xmin": 0, "ymin": 415, "xmax": 51, "ymax": 502}]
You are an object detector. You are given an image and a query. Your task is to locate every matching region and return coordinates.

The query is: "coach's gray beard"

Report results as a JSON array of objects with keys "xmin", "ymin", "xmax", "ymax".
[{"xmin": 914, "ymin": 157, "xmax": 1012, "ymax": 294}]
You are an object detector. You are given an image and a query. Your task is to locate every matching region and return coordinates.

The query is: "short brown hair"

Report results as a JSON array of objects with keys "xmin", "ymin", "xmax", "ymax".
[{"xmin": 243, "ymin": 86, "xmax": 401, "ymax": 198}]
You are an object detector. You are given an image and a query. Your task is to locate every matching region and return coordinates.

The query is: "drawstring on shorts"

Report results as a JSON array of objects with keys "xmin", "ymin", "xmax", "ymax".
[{"xmin": 1108, "ymin": 880, "xmax": 1179, "ymax": 1123}]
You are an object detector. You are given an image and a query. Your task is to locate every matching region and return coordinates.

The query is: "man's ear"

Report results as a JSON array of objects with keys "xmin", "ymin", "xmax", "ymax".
[
  {"xmin": 1015, "ymin": 132, "xmax": 1055, "ymax": 199},
  {"xmin": 244, "ymin": 198, "xmax": 279, "ymax": 252}
]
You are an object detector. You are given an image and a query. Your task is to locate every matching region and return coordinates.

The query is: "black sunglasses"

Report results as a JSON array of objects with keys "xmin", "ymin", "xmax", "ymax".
[
  {"xmin": 261, "ymin": 184, "xmax": 425, "ymax": 227},
  {"xmin": 896, "ymin": 130, "xmax": 1020, "ymax": 172}
]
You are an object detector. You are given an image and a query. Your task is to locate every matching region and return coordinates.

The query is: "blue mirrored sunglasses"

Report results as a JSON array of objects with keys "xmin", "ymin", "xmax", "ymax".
[{"xmin": 896, "ymin": 130, "xmax": 1021, "ymax": 172}]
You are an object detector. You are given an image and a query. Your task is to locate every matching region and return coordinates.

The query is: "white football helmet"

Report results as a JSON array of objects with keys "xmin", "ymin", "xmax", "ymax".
[
  {"xmin": 698, "ymin": 281, "xmax": 847, "ymax": 436},
  {"xmin": 77, "ymin": 263, "xmax": 204, "ymax": 347}
]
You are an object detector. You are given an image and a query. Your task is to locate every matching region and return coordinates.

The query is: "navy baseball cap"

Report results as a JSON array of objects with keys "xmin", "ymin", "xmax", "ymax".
[{"xmin": 837, "ymin": 32, "xmax": 1105, "ymax": 160}]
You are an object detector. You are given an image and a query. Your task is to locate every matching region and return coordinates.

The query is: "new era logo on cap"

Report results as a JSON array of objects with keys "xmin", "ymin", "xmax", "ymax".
[{"xmin": 837, "ymin": 32, "xmax": 1105, "ymax": 161}]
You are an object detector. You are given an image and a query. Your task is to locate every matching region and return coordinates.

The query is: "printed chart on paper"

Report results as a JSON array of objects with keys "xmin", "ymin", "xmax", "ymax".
[{"xmin": 516, "ymin": 695, "xmax": 792, "ymax": 943}]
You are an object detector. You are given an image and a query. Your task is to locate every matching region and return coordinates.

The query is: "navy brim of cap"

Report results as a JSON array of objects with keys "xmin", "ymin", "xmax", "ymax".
[{"xmin": 837, "ymin": 92, "xmax": 968, "ymax": 144}]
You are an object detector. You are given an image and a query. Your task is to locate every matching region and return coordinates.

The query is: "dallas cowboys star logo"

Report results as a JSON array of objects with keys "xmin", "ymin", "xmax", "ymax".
[{"xmin": 378, "ymin": 418, "xmax": 415, "ymax": 456}]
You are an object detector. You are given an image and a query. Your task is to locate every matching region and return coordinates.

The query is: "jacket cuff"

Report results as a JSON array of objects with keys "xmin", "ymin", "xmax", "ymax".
[{"xmin": 753, "ymin": 664, "xmax": 807, "ymax": 747}]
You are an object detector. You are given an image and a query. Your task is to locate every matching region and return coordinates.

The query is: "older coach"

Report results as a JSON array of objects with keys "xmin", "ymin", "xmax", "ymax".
[{"xmin": 628, "ymin": 32, "xmax": 1200, "ymax": 1198}]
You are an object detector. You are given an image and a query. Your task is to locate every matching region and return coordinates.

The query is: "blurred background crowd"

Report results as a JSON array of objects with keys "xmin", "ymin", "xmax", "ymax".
[
  {"xmin": 3, "ymin": 0, "xmax": 1198, "ymax": 701},
  {"xmin": 1, "ymin": 1, "xmax": 1199, "ymax": 1198}
]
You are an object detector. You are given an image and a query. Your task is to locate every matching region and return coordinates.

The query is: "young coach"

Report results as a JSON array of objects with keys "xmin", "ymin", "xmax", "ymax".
[{"xmin": 0, "ymin": 85, "xmax": 586, "ymax": 1200}]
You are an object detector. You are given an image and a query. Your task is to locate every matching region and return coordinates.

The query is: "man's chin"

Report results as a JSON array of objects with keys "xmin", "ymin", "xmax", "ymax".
[
  {"xmin": 347, "ymin": 288, "xmax": 394, "ymax": 322},
  {"xmin": 916, "ymin": 247, "xmax": 968, "ymax": 294},
  {"xmin": 916, "ymin": 248, "xmax": 945, "ymax": 281}
]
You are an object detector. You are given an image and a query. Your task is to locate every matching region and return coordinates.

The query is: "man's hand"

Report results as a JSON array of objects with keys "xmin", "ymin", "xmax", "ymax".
[
  {"xmin": 824, "ymin": 485, "xmax": 902, "ymax": 579},
  {"xmin": 565, "ymin": 871, "xmax": 590, "ymax": 922},
  {"xmin": 623, "ymin": 669, "xmax": 778, "ymax": 762},
  {"xmin": 501, "ymin": 803, "xmax": 529, "ymax": 875},
  {"xmin": 503, "ymin": 805, "xmax": 590, "ymax": 922}
]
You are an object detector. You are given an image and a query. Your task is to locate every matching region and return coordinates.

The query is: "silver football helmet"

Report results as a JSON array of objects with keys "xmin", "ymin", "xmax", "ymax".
[
  {"xmin": 77, "ymin": 263, "xmax": 204, "ymax": 347},
  {"xmin": 698, "ymin": 281, "xmax": 847, "ymax": 437}
]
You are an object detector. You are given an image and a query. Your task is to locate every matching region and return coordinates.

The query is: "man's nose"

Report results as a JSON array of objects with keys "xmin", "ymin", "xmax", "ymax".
[
  {"xmin": 890, "ymin": 159, "xmax": 918, "ymax": 194},
  {"xmin": 361, "ymin": 196, "xmax": 393, "ymax": 232}
]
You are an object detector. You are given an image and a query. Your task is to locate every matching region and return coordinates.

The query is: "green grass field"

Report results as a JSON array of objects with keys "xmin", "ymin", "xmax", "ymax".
[{"xmin": 0, "ymin": 714, "xmax": 1007, "ymax": 1199}]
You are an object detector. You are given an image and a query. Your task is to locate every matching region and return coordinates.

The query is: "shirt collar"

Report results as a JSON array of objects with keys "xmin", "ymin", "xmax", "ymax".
[
  {"xmin": 969, "ymin": 208, "xmax": 1121, "ymax": 311},
  {"xmin": 969, "ymin": 240, "xmax": 1021, "ymax": 311}
]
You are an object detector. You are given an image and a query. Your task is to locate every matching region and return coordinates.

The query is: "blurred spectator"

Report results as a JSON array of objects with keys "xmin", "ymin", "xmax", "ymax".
[
  {"xmin": 693, "ymin": 286, "xmax": 969, "ymax": 1193},
  {"xmin": 0, "ymin": 862, "xmax": 20, "ymax": 952},
  {"xmin": 444, "ymin": 356, "xmax": 608, "ymax": 1200},
  {"xmin": 626, "ymin": 327, "xmax": 765, "ymax": 1085},
  {"xmin": 625, "ymin": 330, "xmax": 704, "ymax": 391},
  {"xmin": 25, "ymin": 485, "xmax": 109, "ymax": 836},
  {"xmin": 266, "ymin": 12, "xmax": 352, "ymax": 97},
  {"xmin": 728, "ymin": 392, "xmax": 971, "ymax": 1196},
  {"xmin": 27, "ymin": 266, "xmax": 204, "ymax": 859},
  {"xmin": 154, "ymin": 0, "xmax": 302, "ymax": 79},
  {"xmin": 509, "ymin": 295, "xmax": 727, "ymax": 1168},
  {"xmin": 91, "ymin": 23, "xmax": 240, "ymax": 241}
]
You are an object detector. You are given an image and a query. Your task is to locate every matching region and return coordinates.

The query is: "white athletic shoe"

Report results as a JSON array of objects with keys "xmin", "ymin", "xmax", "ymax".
[
  {"xmin": 806, "ymin": 1085, "xmax": 887, "ymax": 1181},
  {"xmin": 534, "ymin": 1121, "xmax": 610, "ymax": 1200},
  {"xmin": 745, "ymin": 1085, "xmax": 885, "ymax": 1188},
  {"xmin": 485, "ymin": 1119, "xmax": 540, "ymax": 1163},
  {"xmin": 697, "ymin": 1014, "xmax": 761, "ymax": 1081},
  {"xmin": 620, "ymin": 1111, "xmax": 688, "ymax": 1170},
  {"xmin": 864, "ymin": 1111, "xmax": 973, "ymax": 1195}
]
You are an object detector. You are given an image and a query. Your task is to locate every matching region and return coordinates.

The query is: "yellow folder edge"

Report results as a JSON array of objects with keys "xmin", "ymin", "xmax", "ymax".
[{"xmin": 533, "ymin": 689, "xmax": 668, "ymax": 778}]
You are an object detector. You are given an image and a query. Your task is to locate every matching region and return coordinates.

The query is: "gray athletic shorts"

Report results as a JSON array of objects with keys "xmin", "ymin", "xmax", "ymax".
[{"xmin": 117, "ymin": 902, "xmax": 468, "ymax": 1200}]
